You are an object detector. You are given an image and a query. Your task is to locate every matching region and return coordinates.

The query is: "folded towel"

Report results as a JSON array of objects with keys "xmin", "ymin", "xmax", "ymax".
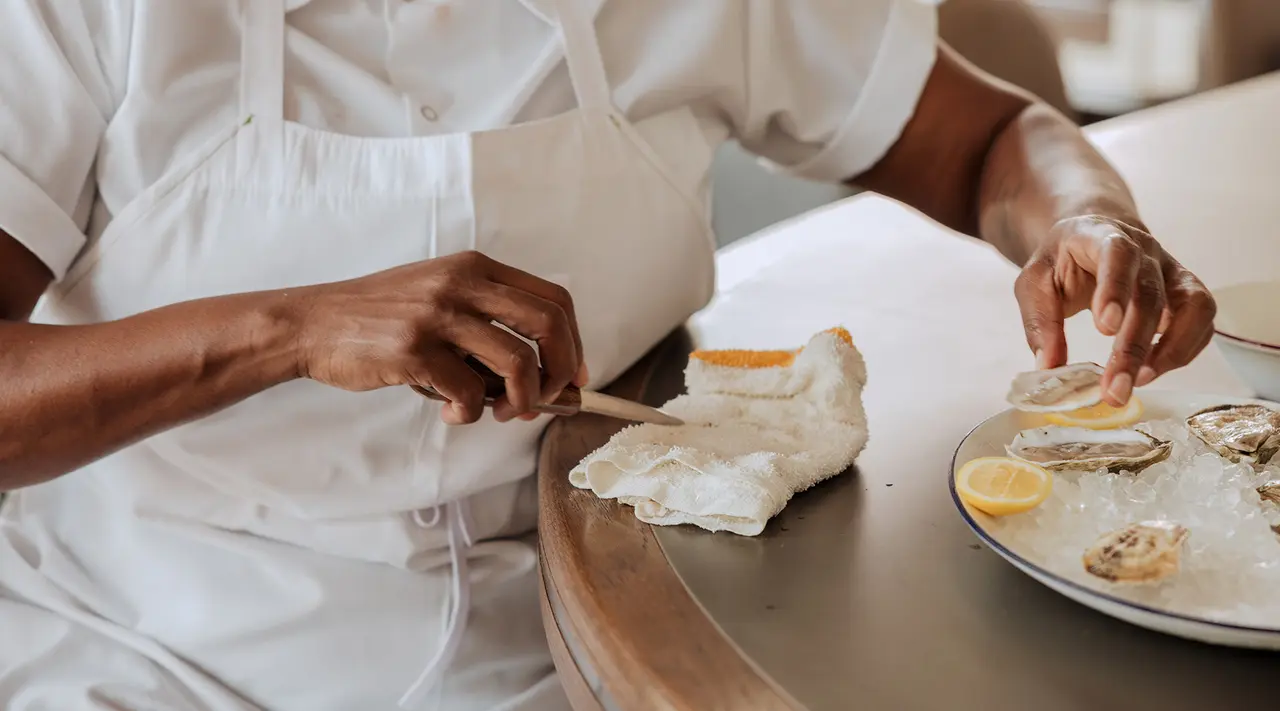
[{"xmin": 569, "ymin": 328, "xmax": 869, "ymax": 536}]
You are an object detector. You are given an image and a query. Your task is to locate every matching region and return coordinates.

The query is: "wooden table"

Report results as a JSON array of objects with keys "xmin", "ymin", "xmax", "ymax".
[{"xmin": 538, "ymin": 73, "xmax": 1280, "ymax": 711}]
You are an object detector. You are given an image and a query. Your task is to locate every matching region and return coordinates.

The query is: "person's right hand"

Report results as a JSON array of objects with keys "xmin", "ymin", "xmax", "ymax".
[{"xmin": 292, "ymin": 251, "xmax": 586, "ymax": 425}]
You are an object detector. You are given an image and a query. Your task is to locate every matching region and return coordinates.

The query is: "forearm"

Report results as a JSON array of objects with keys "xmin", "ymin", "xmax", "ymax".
[
  {"xmin": 0, "ymin": 292, "xmax": 302, "ymax": 489},
  {"xmin": 853, "ymin": 45, "xmax": 1145, "ymax": 264},
  {"xmin": 977, "ymin": 102, "xmax": 1144, "ymax": 265}
]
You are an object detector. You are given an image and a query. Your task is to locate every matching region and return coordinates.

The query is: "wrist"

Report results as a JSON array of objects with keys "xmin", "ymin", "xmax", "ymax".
[
  {"xmin": 1053, "ymin": 198, "xmax": 1148, "ymax": 234},
  {"xmin": 236, "ymin": 289, "xmax": 314, "ymax": 383}
]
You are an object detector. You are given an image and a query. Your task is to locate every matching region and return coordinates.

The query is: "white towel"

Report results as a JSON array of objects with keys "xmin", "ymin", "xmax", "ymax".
[{"xmin": 569, "ymin": 328, "xmax": 869, "ymax": 536}]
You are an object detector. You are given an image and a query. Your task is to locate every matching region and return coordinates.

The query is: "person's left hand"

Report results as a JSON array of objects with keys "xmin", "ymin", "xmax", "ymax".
[{"xmin": 1014, "ymin": 214, "xmax": 1216, "ymax": 406}]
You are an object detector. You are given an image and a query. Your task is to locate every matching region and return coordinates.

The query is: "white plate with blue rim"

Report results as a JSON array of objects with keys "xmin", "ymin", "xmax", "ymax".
[{"xmin": 950, "ymin": 390, "xmax": 1280, "ymax": 649}]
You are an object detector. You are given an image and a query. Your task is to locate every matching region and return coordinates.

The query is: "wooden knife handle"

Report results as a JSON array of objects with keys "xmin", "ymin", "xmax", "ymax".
[{"xmin": 409, "ymin": 356, "xmax": 582, "ymax": 416}]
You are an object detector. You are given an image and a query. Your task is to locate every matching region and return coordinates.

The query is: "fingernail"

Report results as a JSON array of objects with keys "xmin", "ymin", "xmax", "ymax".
[
  {"xmin": 574, "ymin": 362, "xmax": 590, "ymax": 387},
  {"xmin": 1100, "ymin": 302, "xmax": 1123, "ymax": 333},
  {"xmin": 1108, "ymin": 372, "xmax": 1133, "ymax": 403},
  {"xmin": 543, "ymin": 388, "xmax": 565, "ymax": 405},
  {"xmin": 1034, "ymin": 349, "xmax": 1049, "ymax": 370},
  {"xmin": 1136, "ymin": 365, "xmax": 1157, "ymax": 387}
]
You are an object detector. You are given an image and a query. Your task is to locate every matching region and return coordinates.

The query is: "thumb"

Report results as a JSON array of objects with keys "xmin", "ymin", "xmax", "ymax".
[{"xmin": 1014, "ymin": 262, "xmax": 1067, "ymax": 370}]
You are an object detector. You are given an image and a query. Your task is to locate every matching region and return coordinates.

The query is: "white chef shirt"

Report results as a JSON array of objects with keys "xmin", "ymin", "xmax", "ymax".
[{"xmin": 0, "ymin": 0, "xmax": 937, "ymax": 282}]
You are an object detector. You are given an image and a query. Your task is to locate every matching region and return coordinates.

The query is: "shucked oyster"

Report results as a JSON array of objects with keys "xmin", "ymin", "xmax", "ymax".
[
  {"xmin": 1006, "ymin": 362, "xmax": 1104, "ymax": 413},
  {"xmin": 1083, "ymin": 521, "xmax": 1189, "ymax": 584},
  {"xmin": 1185, "ymin": 404, "xmax": 1280, "ymax": 467},
  {"xmin": 1008, "ymin": 426, "xmax": 1171, "ymax": 473},
  {"xmin": 1258, "ymin": 480, "xmax": 1280, "ymax": 505}
]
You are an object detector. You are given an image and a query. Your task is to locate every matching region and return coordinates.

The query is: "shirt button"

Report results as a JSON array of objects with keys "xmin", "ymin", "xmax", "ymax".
[{"xmin": 420, "ymin": 105, "xmax": 439, "ymax": 122}]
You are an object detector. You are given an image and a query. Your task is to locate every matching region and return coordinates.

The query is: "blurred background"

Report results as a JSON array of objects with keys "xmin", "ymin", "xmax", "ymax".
[{"xmin": 712, "ymin": 0, "xmax": 1280, "ymax": 245}]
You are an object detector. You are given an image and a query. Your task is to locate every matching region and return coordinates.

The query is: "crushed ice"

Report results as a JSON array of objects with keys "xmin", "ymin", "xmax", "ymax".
[{"xmin": 990, "ymin": 418, "xmax": 1280, "ymax": 628}]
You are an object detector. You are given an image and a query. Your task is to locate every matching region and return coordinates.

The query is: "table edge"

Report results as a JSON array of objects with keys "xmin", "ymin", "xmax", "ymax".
[{"xmin": 536, "ymin": 331, "xmax": 798, "ymax": 711}]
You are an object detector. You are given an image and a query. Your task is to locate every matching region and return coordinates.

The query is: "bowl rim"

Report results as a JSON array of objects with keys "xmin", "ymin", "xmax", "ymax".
[
  {"xmin": 1211, "ymin": 281, "xmax": 1280, "ymax": 352},
  {"xmin": 948, "ymin": 398, "xmax": 1280, "ymax": 637},
  {"xmin": 1213, "ymin": 327, "xmax": 1280, "ymax": 353}
]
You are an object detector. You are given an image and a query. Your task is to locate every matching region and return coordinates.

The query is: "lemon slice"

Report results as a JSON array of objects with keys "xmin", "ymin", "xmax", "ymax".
[
  {"xmin": 1044, "ymin": 395, "xmax": 1143, "ymax": 429},
  {"xmin": 956, "ymin": 457, "xmax": 1053, "ymax": 516}
]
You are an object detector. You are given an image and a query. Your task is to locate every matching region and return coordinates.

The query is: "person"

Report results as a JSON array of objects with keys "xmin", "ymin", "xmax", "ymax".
[{"xmin": 0, "ymin": 0, "xmax": 1216, "ymax": 709}]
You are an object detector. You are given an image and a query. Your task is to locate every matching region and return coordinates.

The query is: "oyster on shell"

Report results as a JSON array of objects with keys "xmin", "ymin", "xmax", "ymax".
[
  {"xmin": 1258, "ymin": 480, "xmax": 1280, "ymax": 505},
  {"xmin": 1083, "ymin": 521, "xmax": 1189, "ymax": 584},
  {"xmin": 1006, "ymin": 362, "xmax": 1104, "ymax": 413},
  {"xmin": 1185, "ymin": 404, "xmax": 1280, "ymax": 466},
  {"xmin": 1007, "ymin": 426, "xmax": 1171, "ymax": 473}
]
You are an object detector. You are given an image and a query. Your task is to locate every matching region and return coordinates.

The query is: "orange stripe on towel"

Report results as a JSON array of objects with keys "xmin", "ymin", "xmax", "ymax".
[{"xmin": 688, "ymin": 327, "xmax": 852, "ymax": 369}]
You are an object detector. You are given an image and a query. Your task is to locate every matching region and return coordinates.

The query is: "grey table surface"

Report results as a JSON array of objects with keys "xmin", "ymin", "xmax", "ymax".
[{"xmin": 646, "ymin": 76, "xmax": 1280, "ymax": 711}]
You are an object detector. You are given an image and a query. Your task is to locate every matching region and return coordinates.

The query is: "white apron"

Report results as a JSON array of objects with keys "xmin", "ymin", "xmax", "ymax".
[{"xmin": 0, "ymin": 0, "xmax": 715, "ymax": 707}]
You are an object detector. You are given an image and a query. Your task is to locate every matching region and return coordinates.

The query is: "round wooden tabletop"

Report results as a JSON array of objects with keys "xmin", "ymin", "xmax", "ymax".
[{"xmin": 538, "ymin": 73, "xmax": 1280, "ymax": 711}]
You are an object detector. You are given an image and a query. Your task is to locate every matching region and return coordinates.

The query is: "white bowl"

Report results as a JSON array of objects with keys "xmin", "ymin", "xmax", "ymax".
[{"xmin": 1211, "ymin": 281, "xmax": 1280, "ymax": 401}]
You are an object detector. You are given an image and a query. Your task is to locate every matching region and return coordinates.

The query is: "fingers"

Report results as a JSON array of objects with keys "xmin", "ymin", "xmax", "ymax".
[
  {"xmin": 1102, "ymin": 257, "xmax": 1167, "ymax": 405},
  {"xmin": 1086, "ymin": 231, "xmax": 1143, "ymax": 336},
  {"xmin": 448, "ymin": 318, "xmax": 542, "ymax": 422},
  {"xmin": 407, "ymin": 347, "xmax": 487, "ymax": 425},
  {"xmin": 1014, "ymin": 259, "xmax": 1068, "ymax": 370},
  {"xmin": 473, "ymin": 283, "xmax": 579, "ymax": 404},
  {"xmin": 1138, "ymin": 276, "xmax": 1216, "ymax": 385},
  {"xmin": 479, "ymin": 257, "xmax": 588, "ymax": 386}
]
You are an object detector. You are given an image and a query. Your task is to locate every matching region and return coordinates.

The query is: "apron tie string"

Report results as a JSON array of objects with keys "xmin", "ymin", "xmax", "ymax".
[{"xmin": 401, "ymin": 500, "xmax": 474, "ymax": 709}]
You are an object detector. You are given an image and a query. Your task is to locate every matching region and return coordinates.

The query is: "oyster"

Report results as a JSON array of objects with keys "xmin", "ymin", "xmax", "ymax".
[
  {"xmin": 1007, "ymin": 426, "xmax": 1171, "ymax": 473},
  {"xmin": 1185, "ymin": 404, "xmax": 1280, "ymax": 466},
  {"xmin": 1083, "ymin": 521, "xmax": 1189, "ymax": 584},
  {"xmin": 1258, "ymin": 480, "xmax": 1280, "ymax": 505},
  {"xmin": 1006, "ymin": 362, "xmax": 1104, "ymax": 412}
]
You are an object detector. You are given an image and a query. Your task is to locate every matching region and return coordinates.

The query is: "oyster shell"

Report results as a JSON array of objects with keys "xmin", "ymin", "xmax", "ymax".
[
  {"xmin": 1258, "ymin": 480, "xmax": 1280, "ymax": 505},
  {"xmin": 1006, "ymin": 362, "xmax": 1104, "ymax": 412},
  {"xmin": 1007, "ymin": 426, "xmax": 1171, "ymax": 473},
  {"xmin": 1185, "ymin": 404, "xmax": 1280, "ymax": 466},
  {"xmin": 1083, "ymin": 521, "xmax": 1189, "ymax": 584}
]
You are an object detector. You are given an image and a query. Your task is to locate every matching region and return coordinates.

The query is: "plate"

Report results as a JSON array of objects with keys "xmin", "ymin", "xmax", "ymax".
[{"xmin": 950, "ymin": 390, "xmax": 1280, "ymax": 650}]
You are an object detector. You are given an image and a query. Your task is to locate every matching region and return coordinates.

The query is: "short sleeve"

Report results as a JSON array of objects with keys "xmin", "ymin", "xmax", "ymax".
[
  {"xmin": 730, "ymin": 0, "xmax": 938, "ymax": 183},
  {"xmin": 0, "ymin": 1, "xmax": 125, "ymax": 280}
]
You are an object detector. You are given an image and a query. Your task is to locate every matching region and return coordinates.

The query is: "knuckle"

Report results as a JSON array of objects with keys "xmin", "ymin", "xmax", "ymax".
[
  {"xmin": 530, "ymin": 306, "xmax": 558, "ymax": 335},
  {"xmin": 548, "ymin": 283, "xmax": 574, "ymax": 309},
  {"xmin": 544, "ymin": 302, "xmax": 571, "ymax": 332},
  {"xmin": 1013, "ymin": 265, "xmax": 1046, "ymax": 298},
  {"xmin": 1120, "ymin": 340, "xmax": 1152, "ymax": 363},
  {"xmin": 1135, "ymin": 264, "xmax": 1164, "ymax": 304},
  {"xmin": 453, "ymin": 250, "xmax": 490, "ymax": 272},
  {"xmin": 506, "ymin": 346, "xmax": 537, "ymax": 375},
  {"xmin": 394, "ymin": 327, "xmax": 427, "ymax": 357},
  {"xmin": 1186, "ymin": 287, "xmax": 1217, "ymax": 317},
  {"xmin": 433, "ymin": 270, "xmax": 469, "ymax": 296},
  {"xmin": 1104, "ymin": 233, "xmax": 1141, "ymax": 259}
]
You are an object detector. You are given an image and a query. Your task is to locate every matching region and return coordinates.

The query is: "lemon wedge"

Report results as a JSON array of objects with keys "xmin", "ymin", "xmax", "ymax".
[
  {"xmin": 956, "ymin": 457, "xmax": 1053, "ymax": 516},
  {"xmin": 1045, "ymin": 395, "xmax": 1143, "ymax": 429}
]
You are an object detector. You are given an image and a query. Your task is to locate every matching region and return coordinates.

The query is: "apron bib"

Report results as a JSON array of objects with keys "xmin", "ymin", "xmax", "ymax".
[{"xmin": 3, "ymin": 0, "xmax": 715, "ymax": 708}]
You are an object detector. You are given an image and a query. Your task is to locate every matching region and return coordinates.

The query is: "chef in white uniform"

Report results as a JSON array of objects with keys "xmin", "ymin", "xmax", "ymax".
[{"xmin": 0, "ymin": 0, "xmax": 1217, "ymax": 709}]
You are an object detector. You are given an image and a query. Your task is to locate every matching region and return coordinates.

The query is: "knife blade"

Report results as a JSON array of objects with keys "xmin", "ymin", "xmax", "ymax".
[{"xmin": 408, "ymin": 357, "xmax": 683, "ymax": 426}]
